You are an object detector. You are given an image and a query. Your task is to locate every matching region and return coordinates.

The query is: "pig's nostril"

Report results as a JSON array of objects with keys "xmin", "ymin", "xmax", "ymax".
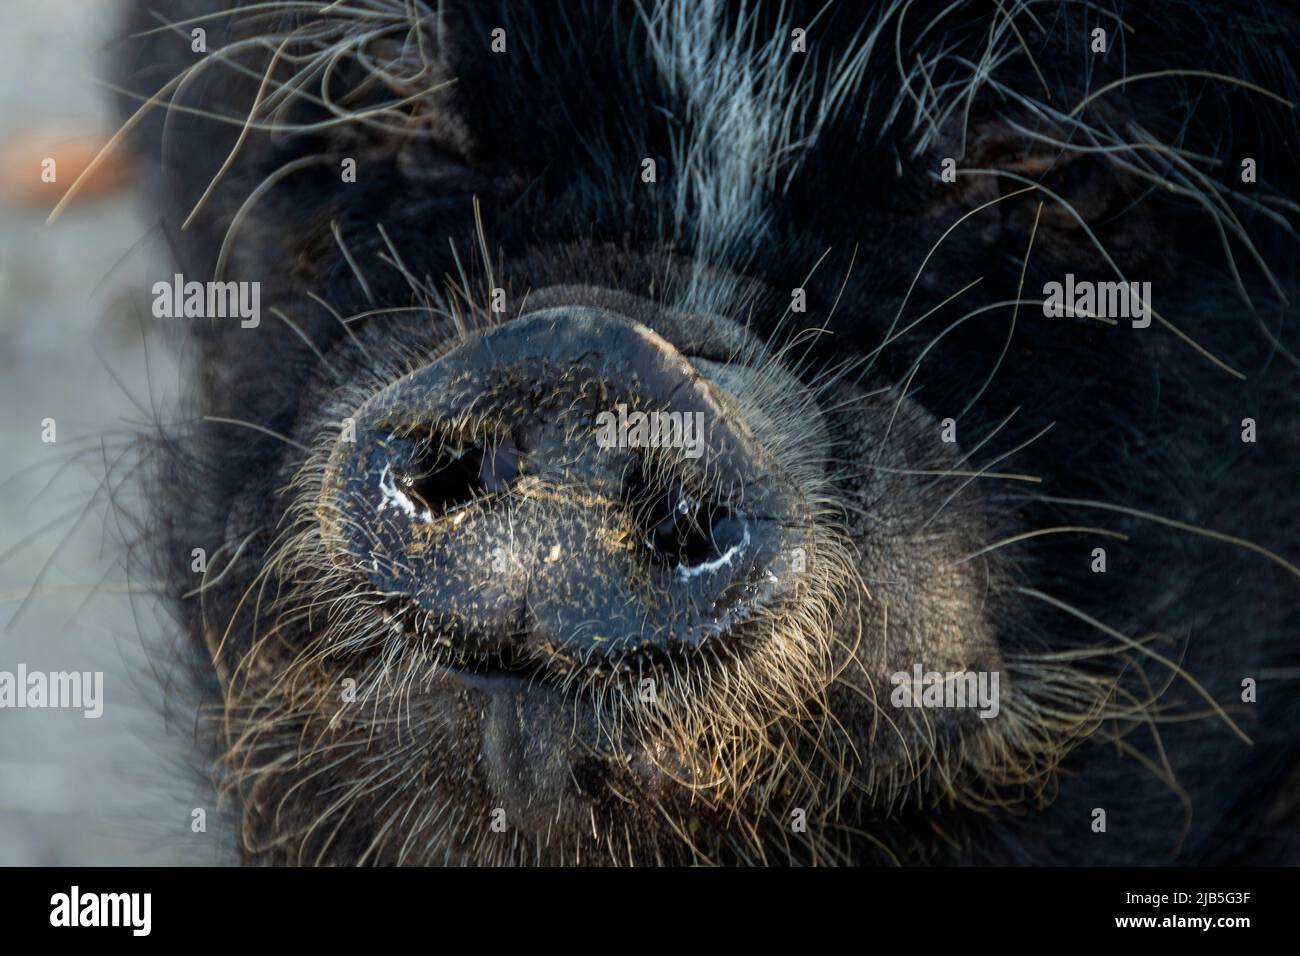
[
  {"xmin": 383, "ymin": 430, "xmax": 520, "ymax": 517},
  {"xmin": 627, "ymin": 464, "xmax": 746, "ymax": 571}
]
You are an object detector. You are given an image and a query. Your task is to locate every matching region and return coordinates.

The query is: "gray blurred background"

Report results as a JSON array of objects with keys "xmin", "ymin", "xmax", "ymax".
[{"xmin": 0, "ymin": 0, "xmax": 231, "ymax": 865}]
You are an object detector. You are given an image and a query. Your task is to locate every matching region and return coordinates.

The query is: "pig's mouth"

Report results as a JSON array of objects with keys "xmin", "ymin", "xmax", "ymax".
[{"xmin": 238, "ymin": 282, "xmax": 877, "ymax": 854}]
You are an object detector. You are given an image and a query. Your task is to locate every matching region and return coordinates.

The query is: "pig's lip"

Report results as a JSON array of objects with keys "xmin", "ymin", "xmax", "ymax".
[
  {"xmin": 433, "ymin": 653, "xmax": 722, "ymax": 824},
  {"xmin": 436, "ymin": 662, "xmax": 539, "ymax": 695},
  {"xmin": 425, "ymin": 633, "xmax": 706, "ymax": 690}
]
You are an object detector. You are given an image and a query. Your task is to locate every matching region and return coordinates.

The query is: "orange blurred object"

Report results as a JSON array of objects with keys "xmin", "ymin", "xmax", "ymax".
[{"xmin": 0, "ymin": 127, "xmax": 134, "ymax": 211}]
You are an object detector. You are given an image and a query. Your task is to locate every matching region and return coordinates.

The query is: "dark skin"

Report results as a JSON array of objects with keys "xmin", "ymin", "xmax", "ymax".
[{"xmin": 114, "ymin": 0, "xmax": 1300, "ymax": 864}]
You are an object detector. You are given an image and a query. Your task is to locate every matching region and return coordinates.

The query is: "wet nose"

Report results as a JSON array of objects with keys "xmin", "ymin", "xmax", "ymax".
[{"xmin": 322, "ymin": 307, "xmax": 808, "ymax": 670}]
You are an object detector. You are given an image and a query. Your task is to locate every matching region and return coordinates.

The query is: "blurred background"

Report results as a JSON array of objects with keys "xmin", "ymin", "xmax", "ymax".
[{"xmin": 0, "ymin": 1, "xmax": 231, "ymax": 864}]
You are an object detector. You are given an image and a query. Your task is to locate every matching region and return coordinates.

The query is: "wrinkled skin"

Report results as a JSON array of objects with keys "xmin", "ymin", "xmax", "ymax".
[{"xmin": 115, "ymin": 0, "xmax": 1300, "ymax": 864}]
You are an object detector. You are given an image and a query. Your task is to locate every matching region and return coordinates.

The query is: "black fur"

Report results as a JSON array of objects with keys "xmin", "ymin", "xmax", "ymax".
[{"xmin": 113, "ymin": 0, "xmax": 1300, "ymax": 864}]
